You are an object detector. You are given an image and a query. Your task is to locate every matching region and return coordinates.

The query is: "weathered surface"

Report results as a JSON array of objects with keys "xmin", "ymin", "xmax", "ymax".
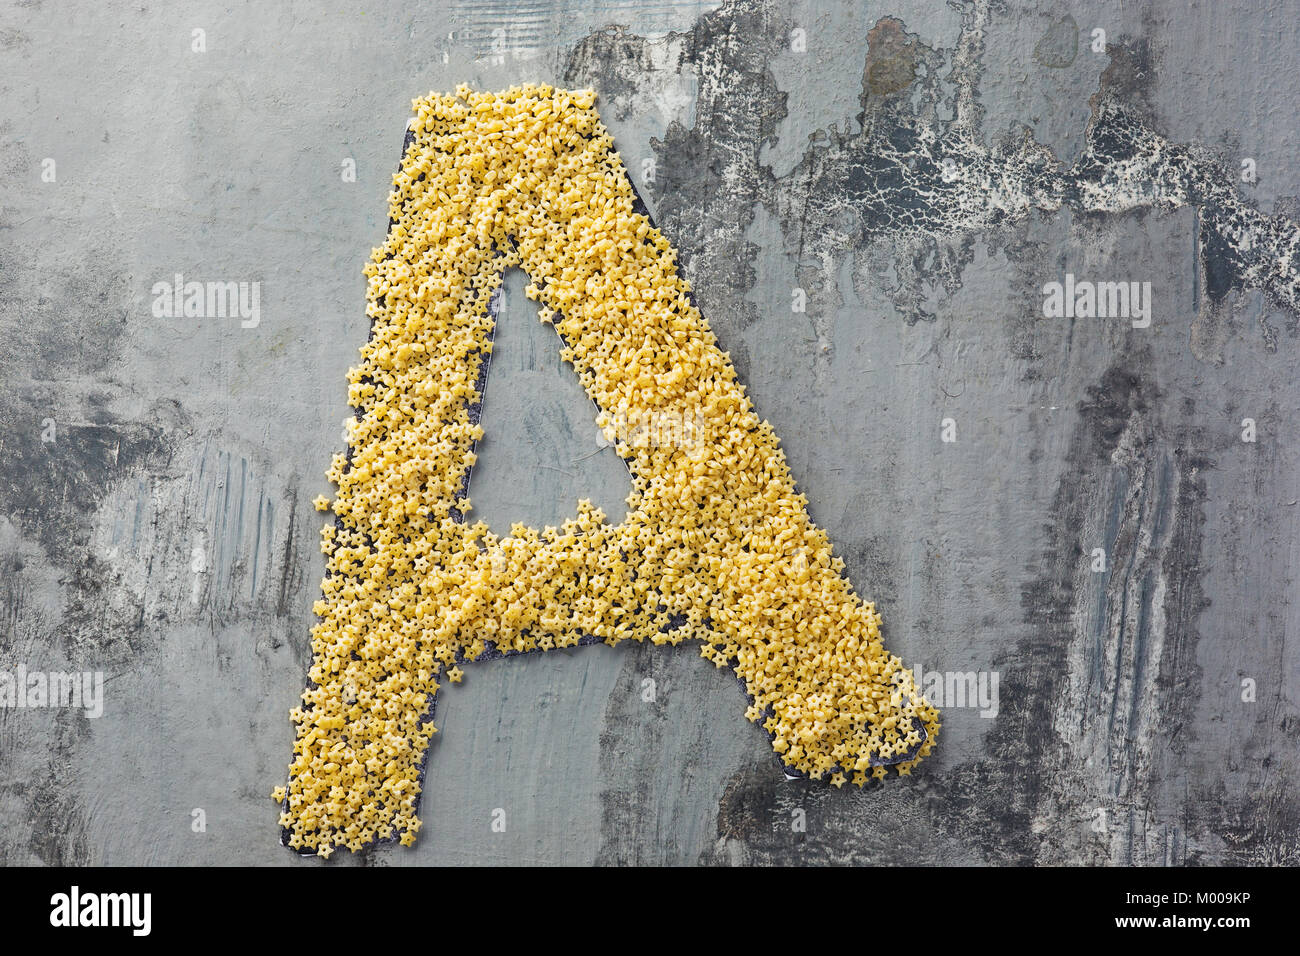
[{"xmin": 1, "ymin": 0, "xmax": 1297, "ymax": 865}]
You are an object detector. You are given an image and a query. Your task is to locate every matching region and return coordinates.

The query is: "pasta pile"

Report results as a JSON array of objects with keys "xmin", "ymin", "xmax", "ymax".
[{"xmin": 275, "ymin": 85, "xmax": 940, "ymax": 856}]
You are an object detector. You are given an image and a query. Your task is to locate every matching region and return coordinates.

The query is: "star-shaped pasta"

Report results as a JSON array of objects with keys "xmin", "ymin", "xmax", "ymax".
[{"xmin": 276, "ymin": 85, "xmax": 940, "ymax": 857}]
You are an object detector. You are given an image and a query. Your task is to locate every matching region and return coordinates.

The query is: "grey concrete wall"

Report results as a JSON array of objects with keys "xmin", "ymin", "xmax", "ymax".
[{"xmin": 1, "ymin": 0, "xmax": 1297, "ymax": 865}]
